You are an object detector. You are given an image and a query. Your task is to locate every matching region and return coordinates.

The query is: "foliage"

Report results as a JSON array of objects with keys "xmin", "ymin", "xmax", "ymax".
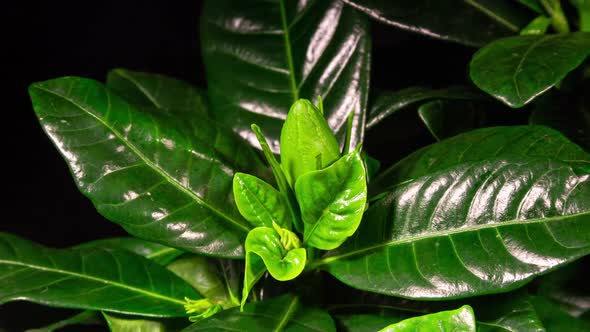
[{"xmin": 6, "ymin": 0, "xmax": 590, "ymax": 330}]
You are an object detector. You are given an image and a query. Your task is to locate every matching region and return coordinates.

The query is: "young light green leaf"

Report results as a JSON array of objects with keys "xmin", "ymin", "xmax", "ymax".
[
  {"xmin": 470, "ymin": 32, "xmax": 590, "ymax": 108},
  {"xmin": 0, "ymin": 233, "xmax": 201, "ymax": 317},
  {"xmin": 241, "ymin": 227, "xmax": 306, "ymax": 309},
  {"xmin": 296, "ymin": 151, "xmax": 367, "ymax": 250},
  {"xmin": 520, "ymin": 16, "xmax": 552, "ymax": 35},
  {"xmin": 233, "ymin": 172, "xmax": 292, "ymax": 229},
  {"xmin": 106, "ymin": 68, "xmax": 208, "ymax": 116},
  {"xmin": 29, "ymin": 77, "xmax": 264, "ymax": 258},
  {"xmin": 378, "ymin": 306, "xmax": 475, "ymax": 332},
  {"xmin": 280, "ymin": 99, "xmax": 341, "ymax": 186},
  {"xmin": 183, "ymin": 295, "xmax": 336, "ymax": 332}
]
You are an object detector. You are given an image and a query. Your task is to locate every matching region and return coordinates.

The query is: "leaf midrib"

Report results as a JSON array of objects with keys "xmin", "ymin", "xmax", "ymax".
[
  {"xmin": 0, "ymin": 258, "xmax": 186, "ymax": 306},
  {"xmin": 311, "ymin": 210, "xmax": 590, "ymax": 268},
  {"xmin": 34, "ymin": 85, "xmax": 250, "ymax": 233}
]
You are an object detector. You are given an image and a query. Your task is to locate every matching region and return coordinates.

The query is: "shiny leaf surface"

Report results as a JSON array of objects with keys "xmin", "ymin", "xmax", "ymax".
[
  {"xmin": 474, "ymin": 293, "xmax": 546, "ymax": 332},
  {"xmin": 470, "ymin": 33, "xmax": 590, "ymax": 107},
  {"xmin": 296, "ymin": 151, "xmax": 367, "ymax": 250},
  {"xmin": 0, "ymin": 233, "xmax": 200, "ymax": 317},
  {"xmin": 29, "ymin": 77, "xmax": 266, "ymax": 257},
  {"xmin": 201, "ymin": 0, "xmax": 370, "ymax": 153},
  {"xmin": 342, "ymin": 0, "xmax": 531, "ymax": 47},
  {"xmin": 367, "ymin": 87, "xmax": 485, "ymax": 129},
  {"xmin": 379, "ymin": 305, "xmax": 475, "ymax": 332},
  {"xmin": 106, "ymin": 68, "xmax": 208, "ymax": 116},
  {"xmin": 372, "ymin": 126, "xmax": 590, "ymax": 196},
  {"xmin": 319, "ymin": 157, "xmax": 590, "ymax": 299},
  {"xmin": 75, "ymin": 237, "xmax": 183, "ymax": 266},
  {"xmin": 417, "ymin": 100, "xmax": 487, "ymax": 141},
  {"xmin": 233, "ymin": 172, "xmax": 292, "ymax": 229},
  {"xmin": 242, "ymin": 227, "xmax": 306, "ymax": 308},
  {"xmin": 280, "ymin": 99, "xmax": 341, "ymax": 186},
  {"xmin": 182, "ymin": 295, "xmax": 336, "ymax": 332}
]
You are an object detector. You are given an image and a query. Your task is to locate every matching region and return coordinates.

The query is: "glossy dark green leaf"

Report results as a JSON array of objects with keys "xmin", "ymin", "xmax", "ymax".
[
  {"xmin": 29, "ymin": 77, "xmax": 268, "ymax": 258},
  {"xmin": 242, "ymin": 227, "xmax": 306, "ymax": 308},
  {"xmin": 474, "ymin": 293, "xmax": 546, "ymax": 332},
  {"xmin": 201, "ymin": 0, "xmax": 370, "ymax": 153},
  {"xmin": 530, "ymin": 296, "xmax": 590, "ymax": 331},
  {"xmin": 280, "ymin": 99, "xmax": 341, "ymax": 186},
  {"xmin": 470, "ymin": 33, "xmax": 590, "ymax": 107},
  {"xmin": 166, "ymin": 256, "xmax": 231, "ymax": 307},
  {"xmin": 379, "ymin": 306, "xmax": 475, "ymax": 332},
  {"xmin": 233, "ymin": 172, "xmax": 292, "ymax": 229},
  {"xmin": 296, "ymin": 151, "xmax": 367, "ymax": 250},
  {"xmin": 342, "ymin": 0, "xmax": 531, "ymax": 47},
  {"xmin": 536, "ymin": 258, "xmax": 590, "ymax": 318},
  {"xmin": 367, "ymin": 87, "xmax": 485, "ymax": 129},
  {"xmin": 316, "ymin": 157, "xmax": 590, "ymax": 299},
  {"xmin": 0, "ymin": 233, "xmax": 200, "ymax": 317},
  {"xmin": 334, "ymin": 314, "xmax": 407, "ymax": 332},
  {"xmin": 75, "ymin": 237, "xmax": 183, "ymax": 266},
  {"xmin": 106, "ymin": 68, "xmax": 207, "ymax": 116},
  {"xmin": 417, "ymin": 100, "xmax": 487, "ymax": 141},
  {"xmin": 182, "ymin": 294, "xmax": 336, "ymax": 332},
  {"xmin": 372, "ymin": 126, "xmax": 590, "ymax": 196},
  {"xmin": 102, "ymin": 312, "xmax": 188, "ymax": 332}
]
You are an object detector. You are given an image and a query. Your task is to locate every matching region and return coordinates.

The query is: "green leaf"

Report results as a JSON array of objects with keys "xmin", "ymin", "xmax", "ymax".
[
  {"xmin": 296, "ymin": 151, "xmax": 367, "ymax": 250},
  {"xmin": 25, "ymin": 311, "xmax": 101, "ymax": 332},
  {"xmin": 29, "ymin": 77, "xmax": 266, "ymax": 258},
  {"xmin": 242, "ymin": 228, "xmax": 306, "ymax": 308},
  {"xmin": 379, "ymin": 305, "xmax": 475, "ymax": 332},
  {"xmin": 0, "ymin": 233, "xmax": 200, "ymax": 317},
  {"xmin": 342, "ymin": 0, "xmax": 531, "ymax": 47},
  {"xmin": 316, "ymin": 157, "xmax": 590, "ymax": 299},
  {"xmin": 182, "ymin": 294, "xmax": 336, "ymax": 332},
  {"xmin": 106, "ymin": 68, "xmax": 208, "ymax": 116},
  {"xmin": 334, "ymin": 314, "xmax": 407, "ymax": 332},
  {"xmin": 102, "ymin": 312, "xmax": 188, "ymax": 332},
  {"xmin": 233, "ymin": 172, "xmax": 292, "ymax": 229},
  {"xmin": 75, "ymin": 237, "xmax": 183, "ymax": 266},
  {"xmin": 201, "ymin": 0, "xmax": 370, "ymax": 153},
  {"xmin": 280, "ymin": 99, "xmax": 341, "ymax": 186},
  {"xmin": 520, "ymin": 16, "xmax": 552, "ymax": 35},
  {"xmin": 536, "ymin": 258, "xmax": 590, "ymax": 317},
  {"xmin": 470, "ymin": 33, "xmax": 590, "ymax": 108},
  {"xmin": 474, "ymin": 293, "xmax": 546, "ymax": 332},
  {"xmin": 530, "ymin": 296, "xmax": 590, "ymax": 331},
  {"xmin": 372, "ymin": 126, "xmax": 590, "ymax": 196},
  {"xmin": 166, "ymin": 256, "xmax": 231, "ymax": 307},
  {"xmin": 417, "ymin": 100, "xmax": 487, "ymax": 141},
  {"xmin": 367, "ymin": 87, "xmax": 485, "ymax": 129}
]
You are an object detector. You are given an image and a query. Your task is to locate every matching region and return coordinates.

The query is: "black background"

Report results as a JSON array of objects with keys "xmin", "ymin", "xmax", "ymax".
[{"xmin": 0, "ymin": 1, "xmax": 481, "ymax": 330}]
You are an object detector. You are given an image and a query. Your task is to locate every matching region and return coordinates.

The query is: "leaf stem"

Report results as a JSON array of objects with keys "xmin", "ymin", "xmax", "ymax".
[{"xmin": 540, "ymin": 0, "xmax": 570, "ymax": 33}]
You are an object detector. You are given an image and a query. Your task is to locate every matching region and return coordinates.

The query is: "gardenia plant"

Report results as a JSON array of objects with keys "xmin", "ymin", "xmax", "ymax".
[{"xmin": 2, "ymin": 0, "xmax": 590, "ymax": 331}]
